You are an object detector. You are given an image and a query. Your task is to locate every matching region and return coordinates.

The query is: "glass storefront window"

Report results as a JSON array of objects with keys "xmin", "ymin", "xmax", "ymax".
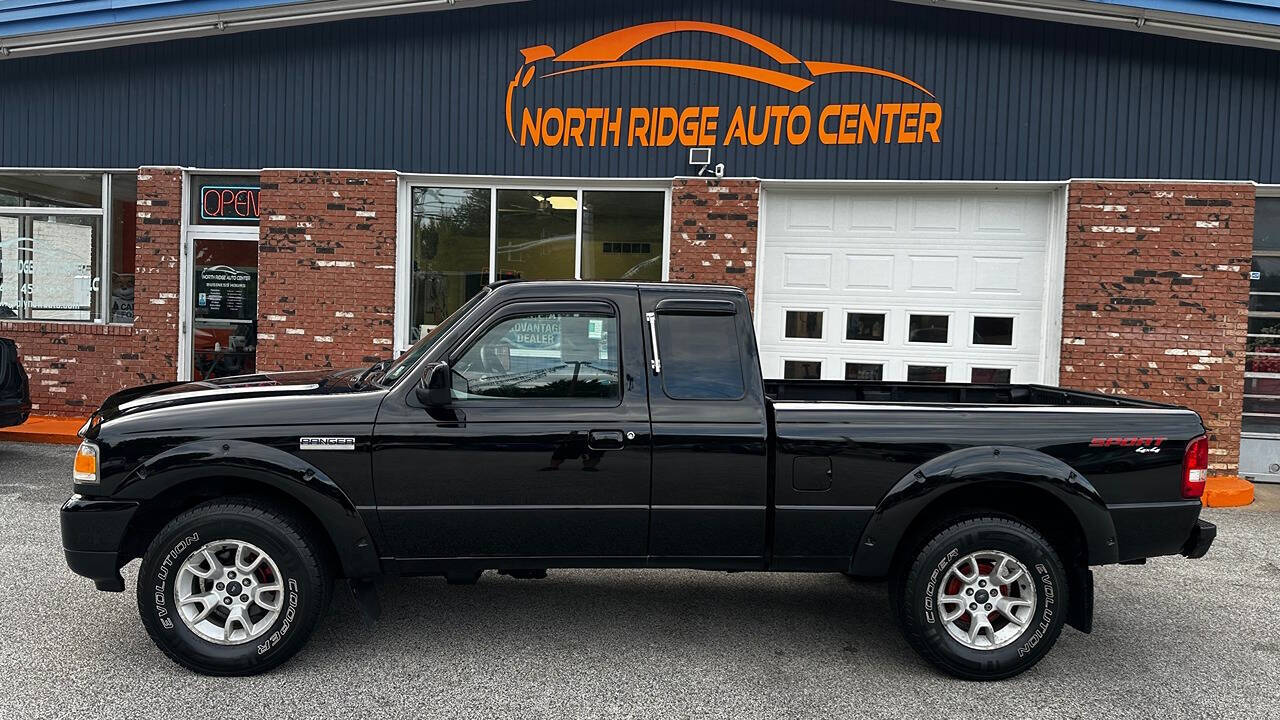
[
  {"xmin": 410, "ymin": 187, "xmax": 491, "ymax": 342},
  {"xmin": 580, "ymin": 191, "xmax": 663, "ymax": 281},
  {"xmin": 401, "ymin": 184, "xmax": 667, "ymax": 351},
  {"xmin": 495, "ymin": 189, "xmax": 577, "ymax": 281},
  {"xmin": 0, "ymin": 171, "xmax": 135, "ymax": 324},
  {"xmin": 0, "ymin": 214, "xmax": 101, "ymax": 321},
  {"xmin": 189, "ymin": 175, "xmax": 261, "ymax": 225},
  {"xmin": 1246, "ymin": 197, "xmax": 1280, "ymax": 433}
]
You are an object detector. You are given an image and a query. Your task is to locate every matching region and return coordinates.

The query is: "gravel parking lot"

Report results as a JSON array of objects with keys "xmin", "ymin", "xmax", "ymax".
[{"xmin": 2, "ymin": 440, "xmax": 1278, "ymax": 719}]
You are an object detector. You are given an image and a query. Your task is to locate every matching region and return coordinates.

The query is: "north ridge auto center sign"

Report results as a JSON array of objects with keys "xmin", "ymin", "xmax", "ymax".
[{"xmin": 505, "ymin": 21, "xmax": 942, "ymax": 149}]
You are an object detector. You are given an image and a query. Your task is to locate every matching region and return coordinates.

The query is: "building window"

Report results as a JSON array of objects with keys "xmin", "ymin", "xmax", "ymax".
[
  {"xmin": 784, "ymin": 360, "xmax": 822, "ymax": 379},
  {"xmin": 189, "ymin": 175, "xmax": 261, "ymax": 225},
  {"xmin": 846, "ymin": 312, "xmax": 885, "ymax": 341},
  {"xmin": 907, "ymin": 364, "xmax": 947, "ymax": 382},
  {"xmin": 496, "ymin": 189, "xmax": 577, "ymax": 281},
  {"xmin": 845, "ymin": 362, "xmax": 883, "ymax": 380},
  {"xmin": 581, "ymin": 191, "xmax": 663, "ymax": 281},
  {"xmin": 972, "ymin": 367, "xmax": 1012, "ymax": 384},
  {"xmin": 1246, "ymin": 197, "xmax": 1280, "ymax": 433},
  {"xmin": 0, "ymin": 171, "xmax": 136, "ymax": 323},
  {"xmin": 907, "ymin": 314, "xmax": 949, "ymax": 343},
  {"xmin": 409, "ymin": 187, "xmax": 491, "ymax": 342},
  {"xmin": 973, "ymin": 316, "xmax": 1014, "ymax": 346},
  {"xmin": 401, "ymin": 184, "xmax": 666, "ymax": 350},
  {"xmin": 784, "ymin": 310, "xmax": 823, "ymax": 339}
]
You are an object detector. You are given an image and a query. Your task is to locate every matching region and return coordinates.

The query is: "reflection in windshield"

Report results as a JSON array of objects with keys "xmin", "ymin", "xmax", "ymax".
[{"xmin": 381, "ymin": 287, "xmax": 491, "ymax": 385}]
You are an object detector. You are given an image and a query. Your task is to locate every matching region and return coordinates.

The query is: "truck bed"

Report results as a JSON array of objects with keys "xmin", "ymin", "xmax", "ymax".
[{"xmin": 763, "ymin": 379, "xmax": 1180, "ymax": 409}]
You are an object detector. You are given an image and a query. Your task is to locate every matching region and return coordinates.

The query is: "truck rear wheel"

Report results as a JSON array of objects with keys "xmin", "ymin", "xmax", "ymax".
[
  {"xmin": 894, "ymin": 516, "xmax": 1068, "ymax": 680},
  {"xmin": 136, "ymin": 497, "xmax": 332, "ymax": 675}
]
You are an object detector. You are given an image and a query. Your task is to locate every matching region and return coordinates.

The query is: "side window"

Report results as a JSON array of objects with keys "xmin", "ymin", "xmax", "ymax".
[
  {"xmin": 451, "ymin": 310, "xmax": 619, "ymax": 401},
  {"xmin": 658, "ymin": 313, "xmax": 745, "ymax": 400}
]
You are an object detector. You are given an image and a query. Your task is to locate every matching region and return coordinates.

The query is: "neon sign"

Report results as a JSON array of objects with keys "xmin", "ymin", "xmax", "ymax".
[{"xmin": 200, "ymin": 185, "xmax": 260, "ymax": 223}]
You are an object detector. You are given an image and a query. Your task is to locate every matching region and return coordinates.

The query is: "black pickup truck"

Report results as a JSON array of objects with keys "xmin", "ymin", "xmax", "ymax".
[{"xmin": 61, "ymin": 280, "xmax": 1216, "ymax": 679}]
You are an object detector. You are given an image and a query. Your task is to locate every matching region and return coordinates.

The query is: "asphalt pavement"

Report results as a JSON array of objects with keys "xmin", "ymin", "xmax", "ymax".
[{"xmin": 2, "ymin": 441, "xmax": 1278, "ymax": 719}]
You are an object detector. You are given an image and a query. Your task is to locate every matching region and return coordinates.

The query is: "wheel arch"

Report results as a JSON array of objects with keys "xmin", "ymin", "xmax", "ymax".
[
  {"xmin": 115, "ymin": 439, "xmax": 381, "ymax": 580},
  {"xmin": 850, "ymin": 445, "xmax": 1118, "ymax": 579}
]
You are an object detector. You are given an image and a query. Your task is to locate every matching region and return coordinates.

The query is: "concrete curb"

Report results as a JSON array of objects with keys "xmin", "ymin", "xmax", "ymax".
[{"xmin": 0, "ymin": 416, "xmax": 86, "ymax": 445}]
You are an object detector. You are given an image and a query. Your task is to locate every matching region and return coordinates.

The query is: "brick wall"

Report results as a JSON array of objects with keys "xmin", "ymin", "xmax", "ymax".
[
  {"xmin": 669, "ymin": 178, "xmax": 760, "ymax": 301},
  {"xmin": 1060, "ymin": 182, "xmax": 1253, "ymax": 473},
  {"xmin": 1, "ymin": 167, "xmax": 181, "ymax": 416},
  {"xmin": 256, "ymin": 170, "xmax": 397, "ymax": 372}
]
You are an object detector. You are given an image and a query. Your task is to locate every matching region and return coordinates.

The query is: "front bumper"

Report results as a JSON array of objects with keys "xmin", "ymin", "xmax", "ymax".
[
  {"xmin": 1181, "ymin": 519, "xmax": 1217, "ymax": 559},
  {"xmin": 61, "ymin": 495, "xmax": 139, "ymax": 592}
]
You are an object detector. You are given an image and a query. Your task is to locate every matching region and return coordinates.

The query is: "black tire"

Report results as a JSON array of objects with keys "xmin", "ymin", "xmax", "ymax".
[
  {"xmin": 894, "ymin": 516, "xmax": 1069, "ymax": 681},
  {"xmin": 136, "ymin": 497, "xmax": 332, "ymax": 675}
]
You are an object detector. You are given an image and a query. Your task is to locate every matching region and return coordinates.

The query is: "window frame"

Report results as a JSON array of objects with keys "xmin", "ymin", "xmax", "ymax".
[
  {"xmin": 396, "ymin": 177, "xmax": 671, "ymax": 353},
  {"xmin": 782, "ymin": 357, "xmax": 824, "ymax": 380},
  {"xmin": 842, "ymin": 307, "xmax": 890, "ymax": 344},
  {"xmin": 969, "ymin": 313, "xmax": 1018, "ymax": 349},
  {"xmin": 781, "ymin": 307, "xmax": 826, "ymax": 341},
  {"xmin": 0, "ymin": 169, "xmax": 133, "ymax": 325},
  {"xmin": 443, "ymin": 299, "xmax": 624, "ymax": 409},
  {"xmin": 904, "ymin": 310, "xmax": 954, "ymax": 346}
]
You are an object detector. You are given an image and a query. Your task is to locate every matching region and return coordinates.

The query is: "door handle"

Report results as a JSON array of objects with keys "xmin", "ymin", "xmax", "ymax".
[{"xmin": 587, "ymin": 430, "xmax": 627, "ymax": 450}]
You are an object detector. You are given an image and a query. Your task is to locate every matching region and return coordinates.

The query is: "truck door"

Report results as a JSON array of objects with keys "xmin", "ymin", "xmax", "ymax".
[
  {"xmin": 640, "ymin": 289, "xmax": 770, "ymax": 566},
  {"xmin": 372, "ymin": 289, "xmax": 652, "ymax": 561}
]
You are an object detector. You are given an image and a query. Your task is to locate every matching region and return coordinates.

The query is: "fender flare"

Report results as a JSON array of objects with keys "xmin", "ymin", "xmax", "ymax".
[
  {"xmin": 848, "ymin": 445, "xmax": 1118, "ymax": 577},
  {"xmin": 114, "ymin": 439, "xmax": 381, "ymax": 579}
]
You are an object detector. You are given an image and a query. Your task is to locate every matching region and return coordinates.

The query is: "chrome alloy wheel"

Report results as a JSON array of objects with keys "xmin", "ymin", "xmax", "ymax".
[
  {"xmin": 936, "ymin": 550, "xmax": 1037, "ymax": 650},
  {"xmin": 174, "ymin": 540, "xmax": 285, "ymax": 645}
]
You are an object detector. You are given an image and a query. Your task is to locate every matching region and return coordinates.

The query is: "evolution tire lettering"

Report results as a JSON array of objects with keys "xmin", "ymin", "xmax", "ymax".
[
  {"xmin": 153, "ymin": 531, "xmax": 200, "ymax": 626},
  {"xmin": 1017, "ymin": 563, "xmax": 1056, "ymax": 658}
]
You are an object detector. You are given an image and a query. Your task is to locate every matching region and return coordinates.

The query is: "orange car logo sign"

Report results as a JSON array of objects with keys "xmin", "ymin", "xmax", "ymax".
[{"xmin": 505, "ymin": 20, "xmax": 942, "ymax": 148}]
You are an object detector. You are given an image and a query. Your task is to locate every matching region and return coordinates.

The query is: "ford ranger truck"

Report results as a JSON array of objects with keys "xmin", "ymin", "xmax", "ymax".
[{"xmin": 60, "ymin": 280, "xmax": 1216, "ymax": 679}]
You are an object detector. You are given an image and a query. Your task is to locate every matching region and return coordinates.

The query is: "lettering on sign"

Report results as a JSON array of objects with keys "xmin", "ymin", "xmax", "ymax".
[
  {"xmin": 504, "ymin": 20, "xmax": 942, "ymax": 149},
  {"xmin": 200, "ymin": 185, "xmax": 260, "ymax": 222}
]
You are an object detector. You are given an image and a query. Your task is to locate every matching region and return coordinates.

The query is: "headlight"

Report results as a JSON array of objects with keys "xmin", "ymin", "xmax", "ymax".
[{"xmin": 73, "ymin": 441, "xmax": 100, "ymax": 485}]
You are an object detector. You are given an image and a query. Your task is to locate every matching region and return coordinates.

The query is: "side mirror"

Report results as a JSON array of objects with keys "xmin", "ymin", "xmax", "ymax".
[{"xmin": 415, "ymin": 362, "xmax": 452, "ymax": 407}]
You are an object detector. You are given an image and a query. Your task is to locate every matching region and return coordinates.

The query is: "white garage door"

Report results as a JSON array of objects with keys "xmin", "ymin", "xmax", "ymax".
[{"xmin": 758, "ymin": 189, "xmax": 1056, "ymax": 384}]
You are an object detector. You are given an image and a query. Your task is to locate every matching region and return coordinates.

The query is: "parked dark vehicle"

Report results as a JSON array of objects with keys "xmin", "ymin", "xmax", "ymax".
[
  {"xmin": 0, "ymin": 337, "xmax": 30, "ymax": 428},
  {"xmin": 61, "ymin": 281, "xmax": 1216, "ymax": 679}
]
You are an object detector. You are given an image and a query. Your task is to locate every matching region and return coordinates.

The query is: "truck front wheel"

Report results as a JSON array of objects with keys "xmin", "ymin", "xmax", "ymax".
[
  {"xmin": 895, "ymin": 516, "xmax": 1069, "ymax": 680},
  {"xmin": 136, "ymin": 498, "xmax": 332, "ymax": 675}
]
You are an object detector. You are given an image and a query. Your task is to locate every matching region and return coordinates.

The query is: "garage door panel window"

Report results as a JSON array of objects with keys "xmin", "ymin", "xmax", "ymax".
[
  {"xmin": 784, "ymin": 310, "xmax": 824, "ymax": 339},
  {"xmin": 972, "ymin": 316, "xmax": 1014, "ymax": 346},
  {"xmin": 845, "ymin": 362, "xmax": 883, "ymax": 381},
  {"xmin": 907, "ymin": 314, "xmax": 950, "ymax": 344},
  {"xmin": 845, "ymin": 312, "xmax": 886, "ymax": 342},
  {"xmin": 972, "ymin": 367, "xmax": 1012, "ymax": 384},
  {"xmin": 908, "ymin": 365, "xmax": 947, "ymax": 382},
  {"xmin": 784, "ymin": 360, "xmax": 822, "ymax": 379}
]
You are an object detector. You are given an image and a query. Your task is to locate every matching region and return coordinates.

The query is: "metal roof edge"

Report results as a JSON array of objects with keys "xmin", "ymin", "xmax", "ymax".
[
  {"xmin": 0, "ymin": 0, "xmax": 526, "ymax": 59},
  {"xmin": 890, "ymin": 0, "xmax": 1280, "ymax": 53}
]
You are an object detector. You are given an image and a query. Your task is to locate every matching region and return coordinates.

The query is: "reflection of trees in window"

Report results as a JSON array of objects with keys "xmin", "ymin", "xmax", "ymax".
[{"xmin": 410, "ymin": 187, "xmax": 491, "ymax": 336}]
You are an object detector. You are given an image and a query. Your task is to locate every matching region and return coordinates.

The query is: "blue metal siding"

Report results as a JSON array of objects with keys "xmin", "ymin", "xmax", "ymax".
[
  {"xmin": 0, "ymin": 0, "xmax": 1276, "ymax": 181},
  {"xmin": 0, "ymin": 1, "xmax": 310, "ymax": 38}
]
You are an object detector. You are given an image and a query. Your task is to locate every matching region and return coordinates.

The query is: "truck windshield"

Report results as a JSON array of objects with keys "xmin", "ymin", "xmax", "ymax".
[{"xmin": 380, "ymin": 288, "xmax": 491, "ymax": 385}]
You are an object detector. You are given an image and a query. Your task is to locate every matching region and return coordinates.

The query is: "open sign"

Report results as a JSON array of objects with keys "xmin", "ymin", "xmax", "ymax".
[{"xmin": 200, "ymin": 185, "xmax": 260, "ymax": 222}]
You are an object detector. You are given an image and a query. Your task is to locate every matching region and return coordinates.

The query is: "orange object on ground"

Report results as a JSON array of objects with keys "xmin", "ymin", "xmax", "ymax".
[
  {"xmin": 0, "ymin": 415, "xmax": 86, "ymax": 445},
  {"xmin": 1203, "ymin": 475, "xmax": 1254, "ymax": 508}
]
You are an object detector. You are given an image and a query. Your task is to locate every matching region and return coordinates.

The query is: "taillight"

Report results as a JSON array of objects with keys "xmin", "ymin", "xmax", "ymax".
[{"xmin": 1182, "ymin": 435, "xmax": 1209, "ymax": 499}]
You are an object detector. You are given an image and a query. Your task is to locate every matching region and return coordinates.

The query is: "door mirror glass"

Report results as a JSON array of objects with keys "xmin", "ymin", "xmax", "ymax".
[{"xmin": 416, "ymin": 362, "xmax": 452, "ymax": 407}]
